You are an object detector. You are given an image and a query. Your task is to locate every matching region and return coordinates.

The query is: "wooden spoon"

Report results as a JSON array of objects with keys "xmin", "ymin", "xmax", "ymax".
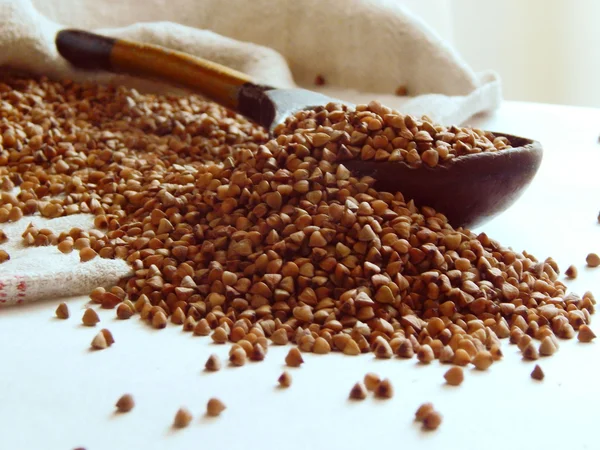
[{"xmin": 55, "ymin": 29, "xmax": 542, "ymax": 228}]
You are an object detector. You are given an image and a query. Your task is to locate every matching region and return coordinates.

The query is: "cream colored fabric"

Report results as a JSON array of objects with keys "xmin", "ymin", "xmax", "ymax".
[
  {"xmin": 2, "ymin": 0, "xmax": 502, "ymax": 122},
  {"xmin": 0, "ymin": 0, "xmax": 502, "ymax": 305}
]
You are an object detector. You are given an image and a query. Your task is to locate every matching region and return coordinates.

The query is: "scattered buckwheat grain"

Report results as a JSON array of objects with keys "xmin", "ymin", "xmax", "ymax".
[
  {"xmin": 539, "ymin": 336, "xmax": 558, "ymax": 356},
  {"xmin": 531, "ymin": 365, "xmax": 544, "ymax": 381},
  {"xmin": 205, "ymin": 354, "xmax": 221, "ymax": 371},
  {"xmin": 417, "ymin": 344, "xmax": 435, "ymax": 364},
  {"xmin": 229, "ymin": 347, "xmax": 246, "ymax": 366},
  {"xmin": 250, "ymin": 343, "xmax": 266, "ymax": 361},
  {"xmin": 116, "ymin": 302, "xmax": 134, "ymax": 320},
  {"xmin": 173, "ymin": 408, "xmax": 193, "ymax": 428},
  {"xmin": 349, "ymin": 382, "xmax": 368, "ymax": 400},
  {"xmin": 443, "ymin": 367, "xmax": 464, "ymax": 386},
  {"xmin": 472, "ymin": 350, "xmax": 494, "ymax": 370},
  {"xmin": 101, "ymin": 328, "xmax": 114, "ymax": 346},
  {"xmin": 82, "ymin": 308, "xmax": 100, "ymax": 326},
  {"xmin": 211, "ymin": 327, "xmax": 228, "ymax": 344},
  {"xmin": 364, "ymin": 373, "xmax": 381, "ymax": 391},
  {"xmin": 313, "ymin": 337, "xmax": 331, "ymax": 354},
  {"xmin": 55, "ymin": 302, "xmax": 69, "ymax": 319},
  {"xmin": 79, "ymin": 247, "xmax": 97, "ymax": 262},
  {"xmin": 578, "ymin": 325, "xmax": 596, "ymax": 342},
  {"xmin": 522, "ymin": 342, "xmax": 539, "ymax": 360},
  {"xmin": 453, "ymin": 349, "xmax": 471, "ymax": 366},
  {"xmin": 206, "ymin": 398, "xmax": 226, "ymax": 417},
  {"xmin": 278, "ymin": 371, "xmax": 292, "ymax": 388},
  {"xmin": 565, "ymin": 265, "xmax": 578, "ymax": 279},
  {"xmin": 586, "ymin": 253, "xmax": 600, "ymax": 267},
  {"xmin": 91, "ymin": 332, "xmax": 108, "ymax": 350},
  {"xmin": 0, "ymin": 250, "xmax": 9, "ymax": 263},
  {"xmin": 152, "ymin": 311, "xmax": 167, "ymax": 329},
  {"xmin": 415, "ymin": 403, "xmax": 434, "ymax": 421},
  {"xmin": 194, "ymin": 319, "xmax": 211, "ymax": 336},
  {"xmin": 375, "ymin": 378, "xmax": 393, "ymax": 399},
  {"xmin": 115, "ymin": 394, "xmax": 134, "ymax": 413},
  {"xmin": 285, "ymin": 348, "xmax": 304, "ymax": 367},
  {"xmin": 423, "ymin": 410, "xmax": 442, "ymax": 430}
]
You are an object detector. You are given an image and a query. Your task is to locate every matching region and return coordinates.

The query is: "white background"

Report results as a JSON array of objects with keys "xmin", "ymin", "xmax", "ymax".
[
  {"xmin": 1, "ymin": 101, "xmax": 600, "ymax": 450},
  {"xmin": 400, "ymin": 0, "xmax": 600, "ymax": 107}
]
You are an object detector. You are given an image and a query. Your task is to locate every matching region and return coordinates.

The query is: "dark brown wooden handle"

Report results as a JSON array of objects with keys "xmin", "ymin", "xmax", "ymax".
[{"xmin": 55, "ymin": 29, "xmax": 255, "ymax": 110}]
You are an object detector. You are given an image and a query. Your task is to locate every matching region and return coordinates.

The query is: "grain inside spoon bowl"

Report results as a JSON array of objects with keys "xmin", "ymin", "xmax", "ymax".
[{"xmin": 344, "ymin": 133, "xmax": 542, "ymax": 228}]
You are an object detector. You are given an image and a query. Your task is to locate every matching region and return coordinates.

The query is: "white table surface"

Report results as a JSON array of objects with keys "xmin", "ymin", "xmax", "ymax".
[{"xmin": 1, "ymin": 101, "xmax": 600, "ymax": 450}]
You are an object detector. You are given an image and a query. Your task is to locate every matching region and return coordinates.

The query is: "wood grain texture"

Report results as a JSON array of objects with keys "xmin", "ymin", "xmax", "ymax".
[
  {"xmin": 110, "ymin": 40, "xmax": 253, "ymax": 109},
  {"xmin": 56, "ymin": 29, "xmax": 254, "ymax": 109}
]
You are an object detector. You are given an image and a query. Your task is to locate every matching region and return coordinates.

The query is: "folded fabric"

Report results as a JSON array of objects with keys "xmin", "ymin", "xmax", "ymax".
[
  {"xmin": 0, "ymin": 215, "xmax": 130, "ymax": 305},
  {"xmin": 0, "ymin": 0, "xmax": 502, "ymax": 305},
  {"xmin": 2, "ymin": 0, "xmax": 501, "ymax": 123}
]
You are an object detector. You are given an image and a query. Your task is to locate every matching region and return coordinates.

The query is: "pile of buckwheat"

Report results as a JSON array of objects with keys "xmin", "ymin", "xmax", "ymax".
[{"xmin": 0, "ymin": 73, "xmax": 595, "ymax": 369}]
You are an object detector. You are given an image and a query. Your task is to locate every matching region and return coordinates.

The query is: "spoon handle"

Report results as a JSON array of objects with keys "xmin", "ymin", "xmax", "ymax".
[{"xmin": 55, "ymin": 29, "xmax": 255, "ymax": 110}]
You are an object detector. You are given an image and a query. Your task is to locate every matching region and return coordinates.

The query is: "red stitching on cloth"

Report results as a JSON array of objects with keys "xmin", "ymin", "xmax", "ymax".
[
  {"xmin": 0, "ymin": 276, "xmax": 28, "ymax": 304},
  {"xmin": 16, "ymin": 276, "xmax": 26, "ymax": 304}
]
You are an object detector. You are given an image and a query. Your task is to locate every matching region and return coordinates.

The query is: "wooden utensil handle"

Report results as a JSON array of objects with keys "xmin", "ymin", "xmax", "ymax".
[{"xmin": 55, "ymin": 29, "xmax": 254, "ymax": 110}]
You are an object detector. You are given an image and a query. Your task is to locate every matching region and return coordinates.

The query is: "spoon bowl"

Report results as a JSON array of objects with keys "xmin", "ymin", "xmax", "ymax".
[{"xmin": 344, "ymin": 133, "xmax": 542, "ymax": 228}]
